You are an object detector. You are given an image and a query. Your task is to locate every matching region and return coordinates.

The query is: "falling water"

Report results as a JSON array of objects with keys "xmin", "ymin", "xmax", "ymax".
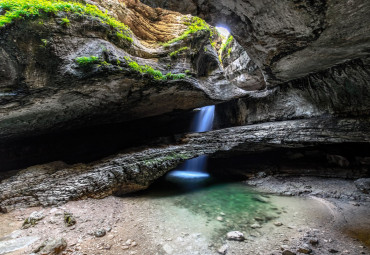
[{"xmin": 166, "ymin": 105, "xmax": 215, "ymax": 183}]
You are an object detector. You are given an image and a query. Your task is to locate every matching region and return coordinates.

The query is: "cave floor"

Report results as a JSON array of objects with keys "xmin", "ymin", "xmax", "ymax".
[{"xmin": 0, "ymin": 179, "xmax": 369, "ymax": 255}]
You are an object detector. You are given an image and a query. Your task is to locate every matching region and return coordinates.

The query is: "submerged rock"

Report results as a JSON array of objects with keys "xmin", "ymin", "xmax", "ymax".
[
  {"xmin": 217, "ymin": 244, "xmax": 228, "ymax": 254},
  {"xmin": 226, "ymin": 231, "xmax": 245, "ymax": 241}
]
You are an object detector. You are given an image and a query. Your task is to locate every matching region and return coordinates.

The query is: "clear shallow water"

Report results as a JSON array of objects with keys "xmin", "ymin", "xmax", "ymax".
[{"xmin": 142, "ymin": 181, "xmax": 282, "ymax": 243}]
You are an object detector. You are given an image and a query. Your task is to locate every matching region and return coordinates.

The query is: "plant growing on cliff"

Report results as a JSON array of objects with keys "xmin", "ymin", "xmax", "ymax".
[
  {"xmin": 169, "ymin": 46, "xmax": 189, "ymax": 58},
  {"xmin": 60, "ymin": 17, "xmax": 70, "ymax": 26},
  {"xmin": 0, "ymin": 0, "xmax": 133, "ymax": 43},
  {"xmin": 75, "ymin": 56, "xmax": 100, "ymax": 67},
  {"xmin": 116, "ymin": 32, "xmax": 133, "ymax": 43},
  {"xmin": 220, "ymin": 35, "xmax": 233, "ymax": 54},
  {"xmin": 40, "ymin": 38, "xmax": 48, "ymax": 48},
  {"xmin": 162, "ymin": 16, "xmax": 210, "ymax": 47},
  {"xmin": 124, "ymin": 56, "xmax": 186, "ymax": 81}
]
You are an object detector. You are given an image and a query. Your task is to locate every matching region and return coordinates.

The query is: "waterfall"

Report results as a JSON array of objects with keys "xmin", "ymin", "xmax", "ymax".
[
  {"xmin": 166, "ymin": 105, "xmax": 215, "ymax": 183},
  {"xmin": 190, "ymin": 105, "xmax": 215, "ymax": 133},
  {"xmin": 183, "ymin": 105, "xmax": 215, "ymax": 172}
]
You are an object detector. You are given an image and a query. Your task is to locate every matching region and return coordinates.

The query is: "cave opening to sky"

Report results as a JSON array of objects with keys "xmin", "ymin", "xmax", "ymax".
[{"xmin": 216, "ymin": 26, "xmax": 230, "ymax": 38}]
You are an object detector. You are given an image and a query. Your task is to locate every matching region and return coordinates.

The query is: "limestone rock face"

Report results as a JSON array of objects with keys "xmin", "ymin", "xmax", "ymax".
[
  {"xmin": 141, "ymin": 0, "xmax": 370, "ymax": 85},
  {"xmin": 1, "ymin": 117, "xmax": 370, "ymax": 212},
  {"xmin": 216, "ymin": 57, "xmax": 370, "ymax": 127},
  {"xmin": 221, "ymin": 38, "xmax": 265, "ymax": 91},
  {"xmin": 0, "ymin": 0, "xmax": 245, "ymax": 141}
]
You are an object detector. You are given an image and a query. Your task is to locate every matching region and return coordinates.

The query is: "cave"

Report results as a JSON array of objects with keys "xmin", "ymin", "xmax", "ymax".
[{"xmin": 0, "ymin": 0, "xmax": 369, "ymax": 254}]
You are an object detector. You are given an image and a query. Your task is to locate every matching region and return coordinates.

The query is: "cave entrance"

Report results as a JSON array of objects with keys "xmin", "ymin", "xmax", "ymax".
[{"xmin": 215, "ymin": 26, "xmax": 230, "ymax": 38}]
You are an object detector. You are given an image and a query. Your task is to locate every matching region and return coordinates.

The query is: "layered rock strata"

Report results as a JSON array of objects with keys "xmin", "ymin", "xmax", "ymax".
[
  {"xmin": 1, "ymin": 117, "xmax": 370, "ymax": 212},
  {"xmin": 142, "ymin": 0, "xmax": 370, "ymax": 85}
]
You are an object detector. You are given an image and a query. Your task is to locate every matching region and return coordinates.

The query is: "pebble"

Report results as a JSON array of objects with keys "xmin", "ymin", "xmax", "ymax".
[
  {"xmin": 217, "ymin": 216, "xmax": 224, "ymax": 221},
  {"xmin": 122, "ymin": 245, "xmax": 129, "ymax": 250},
  {"xmin": 226, "ymin": 231, "xmax": 245, "ymax": 241},
  {"xmin": 309, "ymin": 238, "xmax": 319, "ymax": 245},
  {"xmin": 94, "ymin": 229, "xmax": 106, "ymax": 238},
  {"xmin": 274, "ymin": 222, "xmax": 283, "ymax": 227},
  {"xmin": 251, "ymin": 223, "xmax": 261, "ymax": 229},
  {"xmin": 329, "ymin": 249, "xmax": 339, "ymax": 253},
  {"xmin": 220, "ymin": 212, "xmax": 226, "ymax": 216},
  {"xmin": 126, "ymin": 239, "xmax": 132, "ymax": 245},
  {"xmin": 217, "ymin": 244, "xmax": 228, "ymax": 254},
  {"xmin": 298, "ymin": 247, "xmax": 312, "ymax": 254},
  {"xmin": 282, "ymin": 250, "xmax": 296, "ymax": 255}
]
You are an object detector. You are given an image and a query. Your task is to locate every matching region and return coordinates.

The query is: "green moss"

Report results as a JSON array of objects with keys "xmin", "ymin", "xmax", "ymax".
[
  {"xmin": 116, "ymin": 31, "xmax": 133, "ymax": 43},
  {"xmin": 60, "ymin": 16, "xmax": 69, "ymax": 26},
  {"xmin": 169, "ymin": 46, "xmax": 189, "ymax": 58},
  {"xmin": 0, "ymin": 0, "xmax": 132, "ymax": 43},
  {"xmin": 162, "ymin": 16, "xmax": 210, "ymax": 47},
  {"xmin": 220, "ymin": 35, "xmax": 233, "ymax": 54},
  {"xmin": 40, "ymin": 38, "xmax": 48, "ymax": 48},
  {"xmin": 75, "ymin": 55, "xmax": 99, "ymax": 66},
  {"xmin": 227, "ymin": 47, "xmax": 232, "ymax": 56},
  {"xmin": 124, "ymin": 56, "xmax": 186, "ymax": 81}
]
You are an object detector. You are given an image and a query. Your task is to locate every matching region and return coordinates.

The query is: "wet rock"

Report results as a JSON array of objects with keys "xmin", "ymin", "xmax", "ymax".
[
  {"xmin": 217, "ymin": 244, "xmax": 228, "ymax": 254},
  {"xmin": 226, "ymin": 231, "xmax": 245, "ymax": 241},
  {"xmin": 354, "ymin": 178, "xmax": 370, "ymax": 194},
  {"xmin": 252, "ymin": 195, "xmax": 269, "ymax": 203},
  {"xmin": 94, "ymin": 229, "xmax": 106, "ymax": 238},
  {"xmin": 250, "ymin": 223, "xmax": 261, "ymax": 229},
  {"xmin": 63, "ymin": 212, "xmax": 76, "ymax": 227},
  {"xmin": 33, "ymin": 238, "xmax": 67, "ymax": 255},
  {"xmin": 0, "ymin": 236, "xmax": 39, "ymax": 255},
  {"xmin": 23, "ymin": 210, "xmax": 45, "ymax": 229}
]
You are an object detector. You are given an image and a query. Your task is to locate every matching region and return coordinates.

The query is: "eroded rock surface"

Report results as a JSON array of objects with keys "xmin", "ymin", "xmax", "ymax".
[
  {"xmin": 1, "ymin": 117, "xmax": 370, "ymax": 212},
  {"xmin": 0, "ymin": 0, "xmax": 244, "ymax": 141},
  {"xmin": 221, "ymin": 38, "xmax": 265, "ymax": 91},
  {"xmin": 216, "ymin": 57, "xmax": 370, "ymax": 127},
  {"xmin": 142, "ymin": 0, "xmax": 370, "ymax": 85}
]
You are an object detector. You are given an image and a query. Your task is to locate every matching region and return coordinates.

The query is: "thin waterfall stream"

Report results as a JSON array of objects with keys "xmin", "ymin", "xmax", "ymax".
[{"xmin": 166, "ymin": 105, "xmax": 215, "ymax": 184}]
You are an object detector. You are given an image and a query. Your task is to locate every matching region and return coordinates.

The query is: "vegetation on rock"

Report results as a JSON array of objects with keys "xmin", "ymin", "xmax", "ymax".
[
  {"xmin": 163, "ymin": 16, "xmax": 210, "ymax": 47},
  {"xmin": 169, "ymin": 47, "xmax": 189, "ymax": 58},
  {"xmin": 60, "ymin": 16, "xmax": 69, "ymax": 26},
  {"xmin": 0, "ymin": 0, "xmax": 132, "ymax": 43},
  {"xmin": 75, "ymin": 56, "xmax": 100, "ymax": 67},
  {"xmin": 221, "ymin": 35, "xmax": 233, "ymax": 55},
  {"xmin": 124, "ymin": 56, "xmax": 186, "ymax": 81}
]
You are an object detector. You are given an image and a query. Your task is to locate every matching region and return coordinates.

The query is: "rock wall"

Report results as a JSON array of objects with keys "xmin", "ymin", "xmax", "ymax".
[
  {"xmin": 141, "ymin": 0, "xmax": 370, "ymax": 85},
  {"xmin": 221, "ymin": 37, "xmax": 265, "ymax": 91},
  {"xmin": 216, "ymin": 57, "xmax": 370, "ymax": 127},
  {"xmin": 0, "ymin": 0, "xmax": 245, "ymax": 141},
  {"xmin": 1, "ymin": 117, "xmax": 370, "ymax": 212}
]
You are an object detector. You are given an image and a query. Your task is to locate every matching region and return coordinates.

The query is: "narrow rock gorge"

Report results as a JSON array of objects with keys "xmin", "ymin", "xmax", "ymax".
[{"xmin": 0, "ymin": 0, "xmax": 369, "ymax": 255}]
